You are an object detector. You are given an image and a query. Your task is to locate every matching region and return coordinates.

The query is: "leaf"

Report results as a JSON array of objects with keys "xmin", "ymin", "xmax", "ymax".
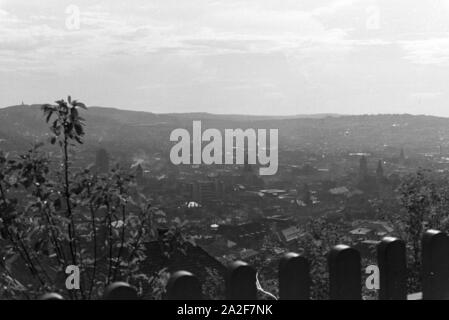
[
  {"xmin": 73, "ymin": 101, "xmax": 87, "ymax": 109},
  {"xmin": 71, "ymin": 107, "xmax": 79, "ymax": 119},
  {"xmin": 74, "ymin": 123, "xmax": 84, "ymax": 136},
  {"xmin": 45, "ymin": 112, "xmax": 53, "ymax": 123},
  {"xmin": 41, "ymin": 104, "xmax": 54, "ymax": 112}
]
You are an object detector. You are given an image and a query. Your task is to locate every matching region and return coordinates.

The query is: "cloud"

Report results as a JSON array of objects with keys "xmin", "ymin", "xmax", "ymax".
[
  {"xmin": 0, "ymin": 0, "xmax": 353, "ymax": 59},
  {"xmin": 3, "ymin": 0, "xmax": 449, "ymax": 116},
  {"xmin": 401, "ymin": 37, "xmax": 449, "ymax": 65},
  {"xmin": 312, "ymin": 0, "xmax": 361, "ymax": 17},
  {"xmin": 411, "ymin": 92, "xmax": 443, "ymax": 99}
]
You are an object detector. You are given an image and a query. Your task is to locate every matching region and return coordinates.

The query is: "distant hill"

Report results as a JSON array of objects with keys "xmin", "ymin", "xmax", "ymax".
[{"xmin": 0, "ymin": 104, "xmax": 448, "ymax": 158}]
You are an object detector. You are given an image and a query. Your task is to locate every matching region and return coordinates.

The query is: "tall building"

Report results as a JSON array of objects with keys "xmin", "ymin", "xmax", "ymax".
[
  {"xmin": 399, "ymin": 148, "xmax": 406, "ymax": 163},
  {"xmin": 191, "ymin": 181, "xmax": 201, "ymax": 202},
  {"xmin": 191, "ymin": 180, "xmax": 225, "ymax": 205},
  {"xmin": 214, "ymin": 179, "xmax": 226, "ymax": 199},
  {"xmin": 376, "ymin": 160, "xmax": 384, "ymax": 179},
  {"xmin": 359, "ymin": 155, "xmax": 368, "ymax": 181},
  {"xmin": 135, "ymin": 164, "xmax": 144, "ymax": 184},
  {"xmin": 299, "ymin": 183, "xmax": 312, "ymax": 206}
]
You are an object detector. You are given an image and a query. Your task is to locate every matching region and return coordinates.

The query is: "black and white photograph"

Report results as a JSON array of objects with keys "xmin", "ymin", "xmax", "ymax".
[{"xmin": 1, "ymin": 0, "xmax": 449, "ymax": 310}]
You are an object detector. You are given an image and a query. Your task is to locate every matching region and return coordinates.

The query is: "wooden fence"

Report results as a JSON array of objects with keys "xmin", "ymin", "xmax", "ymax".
[{"xmin": 41, "ymin": 229, "xmax": 449, "ymax": 300}]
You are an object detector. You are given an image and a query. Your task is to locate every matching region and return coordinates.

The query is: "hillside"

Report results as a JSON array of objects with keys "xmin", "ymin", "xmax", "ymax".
[{"xmin": 0, "ymin": 105, "xmax": 448, "ymax": 159}]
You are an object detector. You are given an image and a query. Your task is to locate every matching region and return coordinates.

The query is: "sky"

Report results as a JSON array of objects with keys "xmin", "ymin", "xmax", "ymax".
[{"xmin": 2, "ymin": 0, "xmax": 449, "ymax": 116}]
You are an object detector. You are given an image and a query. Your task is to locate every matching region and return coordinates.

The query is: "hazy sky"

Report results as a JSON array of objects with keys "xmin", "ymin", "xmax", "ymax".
[{"xmin": 2, "ymin": 0, "xmax": 449, "ymax": 115}]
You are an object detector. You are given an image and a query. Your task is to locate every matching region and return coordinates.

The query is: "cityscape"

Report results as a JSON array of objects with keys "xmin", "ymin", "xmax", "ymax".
[
  {"xmin": 2, "ymin": 0, "xmax": 449, "ymax": 307},
  {"xmin": 2, "ymin": 104, "xmax": 449, "ymax": 300}
]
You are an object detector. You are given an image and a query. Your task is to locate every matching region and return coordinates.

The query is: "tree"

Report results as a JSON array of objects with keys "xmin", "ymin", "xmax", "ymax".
[
  {"xmin": 296, "ymin": 217, "xmax": 355, "ymax": 299},
  {"xmin": 0, "ymin": 97, "xmax": 177, "ymax": 299},
  {"xmin": 42, "ymin": 97, "xmax": 87, "ymax": 266},
  {"xmin": 396, "ymin": 169, "xmax": 441, "ymax": 292}
]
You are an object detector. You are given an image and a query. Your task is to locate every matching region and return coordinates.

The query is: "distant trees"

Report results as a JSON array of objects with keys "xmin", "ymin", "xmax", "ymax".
[
  {"xmin": 3, "ymin": 98, "xmax": 449, "ymax": 300},
  {"xmin": 95, "ymin": 148, "xmax": 110, "ymax": 174},
  {"xmin": 295, "ymin": 218, "xmax": 355, "ymax": 299},
  {"xmin": 296, "ymin": 167, "xmax": 449, "ymax": 298},
  {"xmin": 0, "ymin": 96, "xmax": 171, "ymax": 299},
  {"xmin": 394, "ymin": 169, "xmax": 449, "ymax": 293}
]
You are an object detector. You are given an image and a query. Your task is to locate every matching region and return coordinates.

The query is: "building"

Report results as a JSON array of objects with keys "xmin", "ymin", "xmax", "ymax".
[
  {"xmin": 280, "ymin": 226, "xmax": 302, "ymax": 243},
  {"xmin": 359, "ymin": 156, "xmax": 368, "ymax": 182},
  {"xmin": 191, "ymin": 180, "xmax": 225, "ymax": 205}
]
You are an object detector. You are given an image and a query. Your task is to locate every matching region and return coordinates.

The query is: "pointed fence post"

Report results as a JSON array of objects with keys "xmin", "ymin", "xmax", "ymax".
[
  {"xmin": 422, "ymin": 229, "xmax": 449, "ymax": 300},
  {"xmin": 166, "ymin": 271, "xmax": 202, "ymax": 300},
  {"xmin": 377, "ymin": 237, "xmax": 407, "ymax": 300},
  {"xmin": 226, "ymin": 261, "xmax": 257, "ymax": 300},
  {"xmin": 103, "ymin": 282, "xmax": 138, "ymax": 300},
  {"xmin": 328, "ymin": 245, "xmax": 361, "ymax": 300},
  {"xmin": 279, "ymin": 253, "xmax": 310, "ymax": 300}
]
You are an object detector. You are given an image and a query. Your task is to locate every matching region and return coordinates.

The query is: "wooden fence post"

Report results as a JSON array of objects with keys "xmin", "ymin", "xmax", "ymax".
[
  {"xmin": 226, "ymin": 261, "xmax": 257, "ymax": 300},
  {"xmin": 40, "ymin": 293, "xmax": 64, "ymax": 300},
  {"xmin": 328, "ymin": 245, "xmax": 361, "ymax": 300},
  {"xmin": 103, "ymin": 282, "xmax": 138, "ymax": 300},
  {"xmin": 422, "ymin": 229, "xmax": 449, "ymax": 300},
  {"xmin": 166, "ymin": 271, "xmax": 202, "ymax": 300},
  {"xmin": 377, "ymin": 237, "xmax": 407, "ymax": 300},
  {"xmin": 279, "ymin": 252, "xmax": 310, "ymax": 300}
]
